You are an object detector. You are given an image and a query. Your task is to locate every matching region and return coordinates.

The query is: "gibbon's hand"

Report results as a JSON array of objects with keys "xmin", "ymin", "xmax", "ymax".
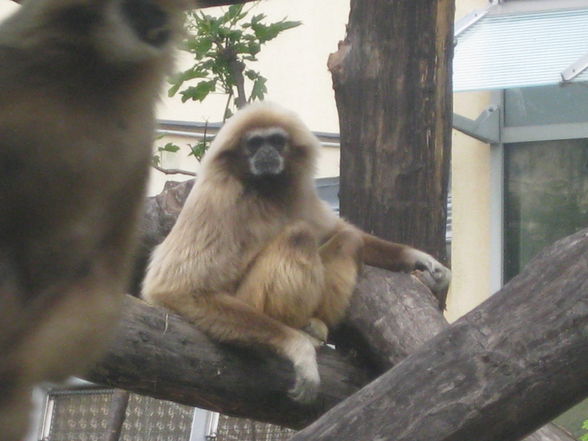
[
  {"xmin": 285, "ymin": 332, "xmax": 321, "ymax": 403},
  {"xmin": 408, "ymin": 249, "xmax": 451, "ymax": 295}
]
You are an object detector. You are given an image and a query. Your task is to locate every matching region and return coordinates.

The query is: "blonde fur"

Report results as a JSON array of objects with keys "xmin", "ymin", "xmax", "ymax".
[
  {"xmin": 143, "ymin": 102, "xmax": 451, "ymax": 403},
  {"xmin": 0, "ymin": 1, "xmax": 186, "ymax": 439}
]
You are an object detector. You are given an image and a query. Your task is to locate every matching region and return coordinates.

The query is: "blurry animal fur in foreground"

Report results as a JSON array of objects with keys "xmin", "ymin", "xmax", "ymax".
[{"xmin": 0, "ymin": 0, "xmax": 188, "ymax": 439}]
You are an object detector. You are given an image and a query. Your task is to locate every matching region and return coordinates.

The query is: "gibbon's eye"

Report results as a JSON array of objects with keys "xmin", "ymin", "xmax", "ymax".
[
  {"xmin": 246, "ymin": 136, "xmax": 265, "ymax": 154},
  {"xmin": 54, "ymin": 5, "xmax": 102, "ymax": 34},
  {"xmin": 268, "ymin": 133, "xmax": 287, "ymax": 151},
  {"xmin": 121, "ymin": 0, "xmax": 170, "ymax": 47}
]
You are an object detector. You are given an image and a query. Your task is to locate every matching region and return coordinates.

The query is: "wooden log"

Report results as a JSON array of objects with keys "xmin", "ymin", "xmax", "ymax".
[
  {"xmin": 525, "ymin": 425, "xmax": 578, "ymax": 441},
  {"xmin": 332, "ymin": 266, "xmax": 448, "ymax": 370},
  {"xmin": 289, "ymin": 228, "xmax": 588, "ymax": 441},
  {"xmin": 84, "ymin": 295, "xmax": 370, "ymax": 430}
]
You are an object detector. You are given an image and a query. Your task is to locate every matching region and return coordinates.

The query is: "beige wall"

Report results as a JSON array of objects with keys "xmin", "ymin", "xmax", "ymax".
[
  {"xmin": 0, "ymin": 1, "xmax": 17, "ymax": 19},
  {"xmin": 157, "ymin": 0, "xmax": 349, "ymax": 134},
  {"xmin": 446, "ymin": 0, "xmax": 494, "ymax": 321}
]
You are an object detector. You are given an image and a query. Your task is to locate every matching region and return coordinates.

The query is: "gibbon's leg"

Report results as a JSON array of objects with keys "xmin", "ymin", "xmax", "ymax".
[
  {"xmin": 153, "ymin": 290, "xmax": 320, "ymax": 403},
  {"xmin": 235, "ymin": 222, "xmax": 325, "ymax": 332},
  {"xmin": 313, "ymin": 227, "xmax": 364, "ymax": 330}
]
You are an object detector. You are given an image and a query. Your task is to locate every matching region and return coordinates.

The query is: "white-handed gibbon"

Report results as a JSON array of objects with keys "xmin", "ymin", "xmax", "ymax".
[
  {"xmin": 142, "ymin": 102, "xmax": 451, "ymax": 403},
  {"xmin": 0, "ymin": 0, "xmax": 187, "ymax": 439}
]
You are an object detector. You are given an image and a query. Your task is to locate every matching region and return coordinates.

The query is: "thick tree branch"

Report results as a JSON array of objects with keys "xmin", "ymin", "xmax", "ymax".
[
  {"xmin": 122, "ymin": 180, "xmax": 578, "ymax": 440},
  {"xmin": 84, "ymin": 294, "xmax": 370, "ymax": 429},
  {"xmin": 290, "ymin": 228, "xmax": 588, "ymax": 441}
]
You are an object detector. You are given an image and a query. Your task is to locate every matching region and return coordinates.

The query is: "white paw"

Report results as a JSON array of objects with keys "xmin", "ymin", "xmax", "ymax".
[
  {"xmin": 284, "ymin": 334, "xmax": 320, "ymax": 403},
  {"xmin": 410, "ymin": 249, "xmax": 451, "ymax": 294}
]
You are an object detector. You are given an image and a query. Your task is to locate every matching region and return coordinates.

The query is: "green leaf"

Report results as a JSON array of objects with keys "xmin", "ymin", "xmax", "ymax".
[
  {"xmin": 187, "ymin": 37, "xmax": 213, "ymax": 58},
  {"xmin": 180, "ymin": 80, "xmax": 217, "ymax": 103},
  {"xmin": 273, "ymin": 20, "xmax": 302, "ymax": 33},
  {"xmin": 249, "ymin": 13, "xmax": 265, "ymax": 25},
  {"xmin": 251, "ymin": 19, "xmax": 300, "ymax": 43},
  {"xmin": 167, "ymin": 69, "xmax": 209, "ymax": 97},
  {"xmin": 158, "ymin": 143, "xmax": 181, "ymax": 153},
  {"xmin": 249, "ymin": 76, "xmax": 267, "ymax": 102},
  {"xmin": 188, "ymin": 140, "xmax": 211, "ymax": 162},
  {"xmin": 244, "ymin": 69, "xmax": 259, "ymax": 81},
  {"xmin": 220, "ymin": 4, "xmax": 244, "ymax": 24}
]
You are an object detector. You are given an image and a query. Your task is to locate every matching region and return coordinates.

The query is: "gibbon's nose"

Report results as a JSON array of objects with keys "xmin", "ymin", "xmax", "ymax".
[{"xmin": 251, "ymin": 145, "xmax": 284, "ymax": 175}]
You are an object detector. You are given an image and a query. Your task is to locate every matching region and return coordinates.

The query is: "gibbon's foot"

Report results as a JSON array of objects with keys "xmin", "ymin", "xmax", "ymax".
[
  {"xmin": 409, "ymin": 249, "xmax": 451, "ymax": 294},
  {"xmin": 284, "ymin": 333, "xmax": 320, "ymax": 403},
  {"xmin": 302, "ymin": 318, "xmax": 329, "ymax": 346}
]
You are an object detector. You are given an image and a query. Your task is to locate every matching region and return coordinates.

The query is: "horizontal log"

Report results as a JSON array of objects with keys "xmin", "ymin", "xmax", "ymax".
[
  {"xmin": 525, "ymin": 424, "xmax": 577, "ymax": 441},
  {"xmin": 290, "ymin": 228, "xmax": 588, "ymax": 441},
  {"xmin": 85, "ymin": 295, "xmax": 370, "ymax": 429},
  {"xmin": 333, "ymin": 266, "xmax": 448, "ymax": 370}
]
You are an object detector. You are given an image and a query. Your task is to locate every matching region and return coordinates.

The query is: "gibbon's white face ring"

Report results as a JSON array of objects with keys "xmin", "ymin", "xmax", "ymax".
[{"xmin": 244, "ymin": 127, "xmax": 289, "ymax": 176}]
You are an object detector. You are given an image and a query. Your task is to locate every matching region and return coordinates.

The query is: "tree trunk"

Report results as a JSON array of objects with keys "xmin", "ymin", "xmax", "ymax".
[
  {"xmin": 289, "ymin": 228, "xmax": 588, "ymax": 441},
  {"xmin": 329, "ymin": 0, "xmax": 454, "ymax": 262}
]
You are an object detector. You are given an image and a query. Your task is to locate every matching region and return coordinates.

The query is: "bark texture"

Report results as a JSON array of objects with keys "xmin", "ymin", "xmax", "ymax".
[
  {"xmin": 329, "ymin": 0, "xmax": 454, "ymax": 262},
  {"xmin": 289, "ymin": 228, "xmax": 588, "ymax": 441},
  {"xmin": 85, "ymin": 294, "xmax": 370, "ymax": 429},
  {"xmin": 332, "ymin": 266, "xmax": 448, "ymax": 370}
]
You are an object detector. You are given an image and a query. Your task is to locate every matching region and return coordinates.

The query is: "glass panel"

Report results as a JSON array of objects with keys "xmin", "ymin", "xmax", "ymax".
[
  {"xmin": 46, "ymin": 389, "xmax": 193, "ymax": 441},
  {"xmin": 215, "ymin": 414, "xmax": 295, "ymax": 441},
  {"xmin": 504, "ymin": 138, "xmax": 588, "ymax": 281},
  {"xmin": 505, "ymin": 85, "xmax": 588, "ymax": 127}
]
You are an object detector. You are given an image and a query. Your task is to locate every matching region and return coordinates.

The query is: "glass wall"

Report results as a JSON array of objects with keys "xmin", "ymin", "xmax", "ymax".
[{"xmin": 504, "ymin": 138, "xmax": 588, "ymax": 280}]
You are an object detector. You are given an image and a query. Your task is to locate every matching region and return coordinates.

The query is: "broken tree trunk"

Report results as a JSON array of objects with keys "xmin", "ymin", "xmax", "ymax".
[
  {"xmin": 329, "ymin": 0, "xmax": 453, "ymax": 265},
  {"xmin": 289, "ymin": 228, "xmax": 588, "ymax": 441}
]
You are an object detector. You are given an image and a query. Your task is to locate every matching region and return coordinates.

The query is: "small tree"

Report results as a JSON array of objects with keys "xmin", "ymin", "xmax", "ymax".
[{"xmin": 153, "ymin": 4, "xmax": 300, "ymax": 170}]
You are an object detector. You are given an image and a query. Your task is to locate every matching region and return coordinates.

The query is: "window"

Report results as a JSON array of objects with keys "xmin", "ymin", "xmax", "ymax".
[
  {"xmin": 504, "ymin": 138, "xmax": 588, "ymax": 281},
  {"xmin": 41, "ymin": 388, "xmax": 194, "ymax": 441}
]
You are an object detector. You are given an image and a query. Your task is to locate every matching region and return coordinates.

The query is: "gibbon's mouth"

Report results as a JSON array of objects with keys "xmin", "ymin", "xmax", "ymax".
[
  {"xmin": 251, "ymin": 161, "xmax": 284, "ymax": 176},
  {"xmin": 121, "ymin": 0, "xmax": 171, "ymax": 47}
]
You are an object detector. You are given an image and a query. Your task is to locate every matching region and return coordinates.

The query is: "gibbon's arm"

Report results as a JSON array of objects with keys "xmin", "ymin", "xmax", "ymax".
[{"xmin": 330, "ymin": 219, "xmax": 451, "ymax": 295}]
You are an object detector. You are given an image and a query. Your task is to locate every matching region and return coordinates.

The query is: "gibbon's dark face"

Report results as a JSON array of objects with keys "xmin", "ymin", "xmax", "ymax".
[
  {"xmin": 121, "ymin": 0, "xmax": 170, "ymax": 47},
  {"xmin": 50, "ymin": 0, "xmax": 173, "ymax": 49},
  {"xmin": 242, "ymin": 127, "xmax": 289, "ymax": 177}
]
